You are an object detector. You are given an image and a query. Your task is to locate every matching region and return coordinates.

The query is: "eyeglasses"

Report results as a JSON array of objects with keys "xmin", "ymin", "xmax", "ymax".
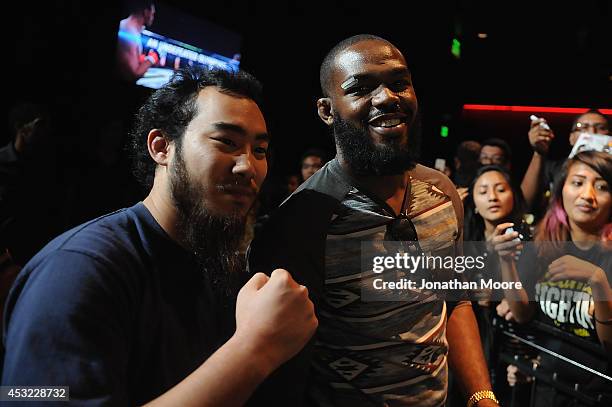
[
  {"xmin": 384, "ymin": 215, "xmax": 433, "ymax": 282},
  {"xmin": 479, "ymin": 154, "xmax": 506, "ymax": 165},
  {"xmin": 572, "ymin": 122, "xmax": 609, "ymax": 134}
]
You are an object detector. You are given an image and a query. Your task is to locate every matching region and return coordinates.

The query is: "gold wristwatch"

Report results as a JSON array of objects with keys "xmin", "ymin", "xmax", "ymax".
[{"xmin": 467, "ymin": 390, "xmax": 498, "ymax": 407}]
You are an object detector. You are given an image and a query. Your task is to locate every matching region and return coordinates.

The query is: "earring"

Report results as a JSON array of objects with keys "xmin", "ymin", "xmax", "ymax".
[{"xmin": 474, "ymin": 207, "xmax": 479, "ymax": 214}]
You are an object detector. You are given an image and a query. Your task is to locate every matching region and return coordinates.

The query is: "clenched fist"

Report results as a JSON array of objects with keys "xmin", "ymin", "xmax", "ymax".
[{"xmin": 234, "ymin": 269, "xmax": 318, "ymax": 372}]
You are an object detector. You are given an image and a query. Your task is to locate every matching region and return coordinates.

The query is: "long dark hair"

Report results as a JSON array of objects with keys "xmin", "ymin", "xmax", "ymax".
[
  {"xmin": 464, "ymin": 165, "xmax": 527, "ymax": 241},
  {"xmin": 535, "ymin": 151, "xmax": 612, "ymax": 258}
]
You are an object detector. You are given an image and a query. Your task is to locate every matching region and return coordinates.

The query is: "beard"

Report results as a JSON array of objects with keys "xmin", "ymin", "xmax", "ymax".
[
  {"xmin": 169, "ymin": 144, "xmax": 247, "ymax": 299},
  {"xmin": 333, "ymin": 114, "xmax": 421, "ymax": 176}
]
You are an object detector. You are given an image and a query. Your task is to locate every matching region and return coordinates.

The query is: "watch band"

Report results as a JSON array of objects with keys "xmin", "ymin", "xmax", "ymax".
[{"xmin": 467, "ymin": 390, "xmax": 498, "ymax": 407}]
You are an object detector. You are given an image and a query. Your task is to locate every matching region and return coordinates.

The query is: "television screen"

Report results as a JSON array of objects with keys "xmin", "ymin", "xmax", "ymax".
[{"xmin": 116, "ymin": 1, "xmax": 242, "ymax": 89}]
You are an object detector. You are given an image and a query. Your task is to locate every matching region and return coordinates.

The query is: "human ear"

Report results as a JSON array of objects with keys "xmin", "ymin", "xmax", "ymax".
[
  {"xmin": 147, "ymin": 129, "xmax": 171, "ymax": 166},
  {"xmin": 317, "ymin": 98, "xmax": 334, "ymax": 126}
]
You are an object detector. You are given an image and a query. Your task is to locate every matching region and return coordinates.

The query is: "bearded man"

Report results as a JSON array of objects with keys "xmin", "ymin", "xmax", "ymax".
[
  {"xmin": 2, "ymin": 67, "xmax": 317, "ymax": 406},
  {"xmin": 249, "ymin": 35, "xmax": 498, "ymax": 407}
]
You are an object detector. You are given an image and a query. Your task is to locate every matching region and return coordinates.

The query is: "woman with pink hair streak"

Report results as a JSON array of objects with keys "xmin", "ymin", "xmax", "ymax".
[{"xmin": 490, "ymin": 151, "xmax": 612, "ymax": 406}]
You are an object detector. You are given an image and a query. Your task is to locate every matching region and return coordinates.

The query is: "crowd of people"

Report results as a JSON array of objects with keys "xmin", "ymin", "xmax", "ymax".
[
  {"xmin": 1, "ymin": 34, "xmax": 610, "ymax": 407},
  {"xmin": 447, "ymin": 108, "xmax": 611, "ymax": 405}
]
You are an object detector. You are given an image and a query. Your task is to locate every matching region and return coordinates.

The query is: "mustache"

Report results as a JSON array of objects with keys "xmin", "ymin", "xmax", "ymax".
[
  {"xmin": 366, "ymin": 107, "xmax": 415, "ymax": 123},
  {"xmin": 217, "ymin": 182, "xmax": 258, "ymax": 197}
]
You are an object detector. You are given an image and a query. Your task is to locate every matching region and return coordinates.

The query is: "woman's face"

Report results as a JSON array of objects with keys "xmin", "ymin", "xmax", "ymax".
[
  {"xmin": 562, "ymin": 162, "xmax": 611, "ymax": 232},
  {"xmin": 473, "ymin": 170, "xmax": 514, "ymax": 225}
]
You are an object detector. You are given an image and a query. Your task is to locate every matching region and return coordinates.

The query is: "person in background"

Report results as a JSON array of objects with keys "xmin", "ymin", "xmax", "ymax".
[
  {"xmin": 463, "ymin": 165, "xmax": 530, "ymax": 404},
  {"xmin": 299, "ymin": 148, "xmax": 330, "ymax": 182},
  {"xmin": 479, "ymin": 138, "xmax": 512, "ymax": 172},
  {"xmin": 521, "ymin": 109, "xmax": 610, "ymax": 214},
  {"xmin": 116, "ymin": 1, "xmax": 159, "ymax": 82},
  {"xmin": 453, "ymin": 140, "xmax": 482, "ymax": 201},
  {"xmin": 286, "ymin": 174, "xmax": 300, "ymax": 194},
  {"xmin": 0, "ymin": 102, "xmax": 60, "ymax": 266},
  {"xmin": 493, "ymin": 151, "xmax": 612, "ymax": 406}
]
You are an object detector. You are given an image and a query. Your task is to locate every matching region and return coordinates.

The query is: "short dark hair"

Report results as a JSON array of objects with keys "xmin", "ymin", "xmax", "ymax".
[
  {"xmin": 481, "ymin": 137, "xmax": 512, "ymax": 163},
  {"xmin": 456, "ymin": 140, "xmax": 481, "ymax": 163},
  {"xmin": 127, "ymin": 0, "xmax": 154, "ymax": 14},
  {"xmin": 129, "ymin": 66, "xmax": 264, "ymax": 190},
  {"xmin": 571, "ymin": 108, "xmax": 609, "ymax": 131},
  {"xmin": 319, "ymin": 34, "xmax": 393, "ymax": 97},
  {"xmin": 300, "ymin": 148, "xmax": 330, "ymax": 165},
  {"xmin": 453, "ymin": 140, "xmax": 482, "ymax": 187}
]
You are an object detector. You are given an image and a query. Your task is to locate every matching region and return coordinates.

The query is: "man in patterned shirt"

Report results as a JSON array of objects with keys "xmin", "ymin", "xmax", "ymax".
[{"xmin": 248, "ymin": 35, "xmax": 497, "ymax": 407}]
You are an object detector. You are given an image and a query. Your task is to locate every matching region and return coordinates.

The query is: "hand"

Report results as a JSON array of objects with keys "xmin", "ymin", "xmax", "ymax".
[
  {"xmin": 528, "ymin": 119, "xmax": 554, "ymax": 155},
  {"xmin": 456, "ymin": 187, "xmax": 469, "ymax": 202},
  {"xmin": 14, "ymin": 117, "xmax": 43, "ymax": 153},
  {"xmin": 234, "ymin": 269, "xmax": 318, "ymax": 372},
  {"xmin": 601, "ymin": 224, "xmax": 612, "ymax": 242},
  {"xmin": 488, "ymin": 222, "xmax": 523, "ymax": 261},
  {"xmin": 507, "ymin": 364, "xmax": 532, "ymax": 387},
  {"xmin": 145, "ymin": 49, "xmax": 159, "ymax": 65},
  {"xmin": 547, "ymin": 255, "xmax": 606, "ymax": 286},
  {"xmin": 496, "ymin": 299, "xmax": 515, "ymax": 321}
]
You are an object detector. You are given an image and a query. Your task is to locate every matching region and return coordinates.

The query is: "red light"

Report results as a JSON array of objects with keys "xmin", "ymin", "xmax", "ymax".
[{"xmin": 463, "ymin": 105, "xmax": 612, "ymax": 115}]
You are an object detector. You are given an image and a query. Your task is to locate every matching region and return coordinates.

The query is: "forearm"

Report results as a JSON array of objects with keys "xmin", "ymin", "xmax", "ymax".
[
  {"xmin": 590, "ymin": 269, "xmax": 612, "ymax": 355},
  {"xmin": 499, "ymin": 260, "xmax": 535, "ymax": 323},
  {"xmin": 133, "ymin": 60, "xmax": 152, "ymax": 78},
  {"xmin": 520, "ymin": 152, "xmax": 545, "ymax": 209},
  {"xmin": 447, "ymin": 303, "xmax": 495, "ymax": 405},
  {"xmin": 144, "ymin": 334, "xmax": 273, "ymax": 407},
  {"xmin": 119, "ymin": 47, "xmax": 151, "ymax": 80}
]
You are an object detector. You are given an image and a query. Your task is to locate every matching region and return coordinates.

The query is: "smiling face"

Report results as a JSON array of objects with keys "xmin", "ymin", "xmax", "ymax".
[
  {"xmin": 318, "ymin": 39, "xmax": 419, "ymax": 175},
  {"xmin": 328, "ymin": 39, "xmax": 417, "ymax": 145},
  {"xmin": 472, "ymin": 170, "xmax": 515, "ymax": 226},
  {"xmin": 562, "ymin": 162, "xmax": 611, "ymax": 233},
  {"xmin": 171, "ymin": 86, "xmax": 269, "ymax": 219}
]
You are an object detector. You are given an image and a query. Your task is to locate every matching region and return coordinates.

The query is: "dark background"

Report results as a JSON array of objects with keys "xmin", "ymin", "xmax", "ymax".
[{"xmin": 4, "ymin": 0, "xmax": 611, "ymax": 216}]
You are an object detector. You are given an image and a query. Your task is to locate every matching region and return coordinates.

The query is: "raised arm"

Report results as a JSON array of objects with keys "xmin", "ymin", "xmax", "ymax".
[
  {"xmin": 521, "ymin": 119, "xmax": 554, "ymax": 209},
  {"xmin": 490, "ymin": 222, "xmax": 536, "ymax": 323}
]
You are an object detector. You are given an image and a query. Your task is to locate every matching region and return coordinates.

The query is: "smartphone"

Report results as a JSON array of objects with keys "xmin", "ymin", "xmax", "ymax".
[
  {"xmin": 434, "ymin": 158, "xmax": 446, "ymax": 172},
  {"xmin": 504, "ymin": 220, "xmax": 532, "ymax": 242}
]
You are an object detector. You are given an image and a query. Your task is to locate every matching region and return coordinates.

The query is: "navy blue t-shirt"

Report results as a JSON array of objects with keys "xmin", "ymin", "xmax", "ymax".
[{"xmin": 1, "ymin": 203, "xmax": 231, "ymax": 405}]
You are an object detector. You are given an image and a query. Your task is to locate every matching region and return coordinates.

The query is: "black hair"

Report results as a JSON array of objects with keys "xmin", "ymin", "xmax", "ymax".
[
  {"xmin": 319, "ymin": 34, "xmax": 393, "ymax": 97},
  {"xmin": 481, "ymin": 137, "xmax": 512, "ymax": 163},
  {"xmin": 300, "ymin": 148, "xmax": 330, "ymax": 165},
  {"xmin": 453, "ymin": 140, "xmax": 481, "ymax": 187},
  {"xmin": 126, "ymin": 0, "xmax": 155, "ymax": 14},
  {"xmin": 463, "ymin": 165, "xmax": 526, "ymax": 241},
  {"xmin": 129, "ymin": 66, "xmax": 264, "ymax": 191},
  {"xmin": 571, "ymin": 108, "xmax": 610, "ymax": 131}
]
